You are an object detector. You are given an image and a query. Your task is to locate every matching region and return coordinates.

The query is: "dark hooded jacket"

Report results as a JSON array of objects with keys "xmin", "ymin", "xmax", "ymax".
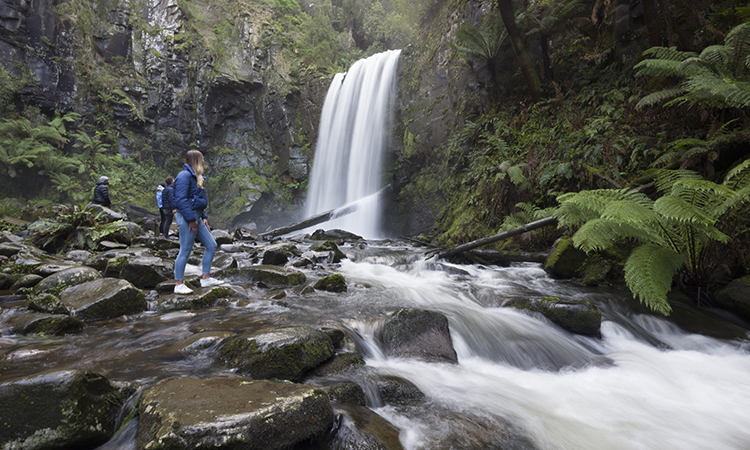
[
  {"xmin": 162, "ymin": 183, "xmax": 175, "ymax": 210},
  {"xmin": 93, "ymin": 181, "xmax": 111, "ymax": 207},
  {"xmin": 174, "ymin": 163, "xmax": 208, "ymax": 223}
]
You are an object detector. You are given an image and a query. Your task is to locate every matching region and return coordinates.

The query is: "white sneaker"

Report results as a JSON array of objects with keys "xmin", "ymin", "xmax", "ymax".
[
  {"xmin": 200, "ymin": 277, "xmax": 225, "ymax": 287},
  {"xmin": 174, "ymin": 283, "xmax": 193, "ymax": 294}
]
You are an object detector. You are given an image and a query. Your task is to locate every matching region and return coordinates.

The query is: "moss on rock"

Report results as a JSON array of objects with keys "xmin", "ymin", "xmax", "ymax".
[{"xmin": 314, "ymin": 273, "xmax": 347, "ymax": 292}]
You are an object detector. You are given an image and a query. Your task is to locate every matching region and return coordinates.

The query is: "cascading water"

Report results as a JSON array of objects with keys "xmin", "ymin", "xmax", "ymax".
[{"xmin": 305, "ymin": 50, "xmax": 401, "ymax": 239}]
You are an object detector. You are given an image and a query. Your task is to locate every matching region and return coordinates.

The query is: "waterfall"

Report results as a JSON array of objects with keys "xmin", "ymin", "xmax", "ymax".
[{"xmin": 305, "ymin": 50, "xmax": 401, "ymax": 239}]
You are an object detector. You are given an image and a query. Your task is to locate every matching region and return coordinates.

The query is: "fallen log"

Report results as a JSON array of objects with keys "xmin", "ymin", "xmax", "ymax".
[{"xmin": 435, "ymin": 215, "xmax": 557, "ymax": 260}]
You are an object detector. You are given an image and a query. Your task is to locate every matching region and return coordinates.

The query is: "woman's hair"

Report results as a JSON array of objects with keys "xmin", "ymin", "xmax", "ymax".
[{"xmin": 185, "ymin": 150, "xmax": 204, "ymax": 188}]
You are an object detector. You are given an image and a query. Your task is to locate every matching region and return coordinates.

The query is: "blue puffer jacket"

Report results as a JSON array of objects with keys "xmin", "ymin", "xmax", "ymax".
[
  {"xmin": 174, "ymin": 163, "xmax": 208, "ymax": 223},
  {"xmin": 162, "ymin": 184, "xmax": 175, "ymax": 210}
]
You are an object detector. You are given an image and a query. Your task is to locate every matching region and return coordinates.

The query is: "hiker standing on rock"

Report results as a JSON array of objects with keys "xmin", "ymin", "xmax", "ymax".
[
  {"xmin": 173, "ymin": 150, "xmax": 224, "ymax": 294},
  {"xmin": 92, "ymin": 176, "xmax": 111, "ymax": 207}
]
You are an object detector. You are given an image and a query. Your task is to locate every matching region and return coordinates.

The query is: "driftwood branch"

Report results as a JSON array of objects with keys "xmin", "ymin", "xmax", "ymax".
[{"xmin": 435, "ymin": 215, "xmax": 557, "ymax": 259}]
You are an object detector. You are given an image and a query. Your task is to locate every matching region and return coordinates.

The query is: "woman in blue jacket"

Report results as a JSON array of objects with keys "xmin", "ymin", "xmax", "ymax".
[{"xmin": 173, "ymin": 150, "xmax": 224, "ymax": 294}]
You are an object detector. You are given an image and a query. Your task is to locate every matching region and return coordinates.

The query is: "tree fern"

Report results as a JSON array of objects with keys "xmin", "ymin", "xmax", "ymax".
[{"xmin": 624, "ymin": 244, "xmax": 684, "ymax": 315}]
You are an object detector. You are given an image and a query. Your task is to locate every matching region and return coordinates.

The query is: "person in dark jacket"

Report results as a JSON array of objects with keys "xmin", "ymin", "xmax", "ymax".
[
  {"xmin": 173, "ymin": 150, "xmax": 224, "ymax": 294},
  {"xmin": 92, "ymin": 176, "xmax": 111, "ymax": 207},
  {"xmin": 160, "ymin": 177, "xmax": 175, "ymax": 238}
]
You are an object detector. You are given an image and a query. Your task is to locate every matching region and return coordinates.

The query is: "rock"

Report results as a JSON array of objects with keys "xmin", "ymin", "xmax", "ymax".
[
  {"xmin": 311, "ymin": 229, "xmax": 363, "ymax": 241},
  {"xmin": 218, "ymin": 326, "xmax": 335, "ymax": 381},
  {"xmin": 65, "ymin": 249, "xmax": 92, "ymax": 262},
  {"xmin": 136, "ymin": 376, "xmax": 334, "ymax": 450},
  {"xmin": 234, "ymin": 227, "xmax": 259, "ymax": 241},
  {"xmin": 314, "ymin": 273, "xmax": 347, "ymax": 293},
  {"xmin": 506, "ymin": 297, "xmax": 602, "ymax": 336},
  {"xmin": 0, "ymin": 370, "xmax": 128, "ymax": 449},
  {"xmin": 326, "ymin": 403, "xmax": 404, "ymax": 450},
  {"xmin": 375, "ymin": 375, "xmax": 426, "ymax": 406},
  {"xmin": 543, "ymin": 237, "xmax": 587, "ymax": 279},
  {"xmin": 319, "ymin": 382, "xmax": 367, "ymax": 405},
  {"xmin": 178, "ymin": 331, "xmax": 237, "ymax": 354},
  {"xmin": 382, "ymin": 309, "xmax": 458, "ymax": 364},
  {"xmin": 154, "ymin": 286, "xmax": 235, "ymax": 312},
  {"xmin": 223, "ymin": 265, "xmax": 307, "ymax": 287},
  {"xmin": 33, "ymin": 262, "xmax": 77, "ymax": 277},
  {"xmin": 27, "ymin": 293, "xmax": 69, "ymax": 315},
  {"xmin": 211, "ymin": 229, "xmax": 233, "ymax": 245},
  {"xmin": 212, "ymin": 253, "xmax": 236, "ymax": 270},
  {"xmin": 34, "ymin": 266, "xmax": 102, "ymax": 295},
  {"xmin": 86, "ymin": 204, "xmax": 127, "ymax": 222},
  {"xmin": 310, "ymin": 240, "xmax": 347, "ymax": 263},
  {"xmin": 10, "ymin": 273, "xmax": 43, "ymax": 290},
  {"xmin": 262, "ymin": 247, "xmax": 289, "ymax": 265},
  {"xmin": 59, "ymin": 278, "xmax": 147, "ymax": 322},
  {"xmin": 715, "ymin": 275, "xmax": 750, "ymax": 321},
  {"xmin": 118, "ymin": 256, "xmax": 174, "ymax": 288},
  {"xmin": 308, "ymin": 352, "xmax": 365, "ymax": 377},
  {"xmin": 0, "ymin": 243, "xmax": 23, "ymax": 257},
  {"xmin": 6, "ymin": 312, "xmax": 84, "ymax": 335},
  {"xmin": 0, "ymin": 273, "xmax": 18, "ymax": 290}
]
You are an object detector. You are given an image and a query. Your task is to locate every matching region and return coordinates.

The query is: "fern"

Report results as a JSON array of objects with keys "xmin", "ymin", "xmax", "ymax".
[{"xmin": 624, "ymin": 244, "xmax": 684, "ymax": 315}]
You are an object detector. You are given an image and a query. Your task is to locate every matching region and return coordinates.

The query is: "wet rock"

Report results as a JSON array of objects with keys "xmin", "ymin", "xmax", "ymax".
[
  {"xmin": 0, "ymin": 243, "xmax": 23, "ymax": 257},
  {"xmin": 543, "ymin": 237, "xmax": 587, "ymax": 279},
  {"xmin": 34, "ymin": 266, "xmax": 102, "ymax": 295},
  {"xmin": 10, "ymin": 273, "xmax": 43, "ymax": 290},
  {"xmin": 6, "ymin": 312, "xmax": 84, "ymax": 335},
  {"xmin": 154, "ymin": 286, "xmax": 234, "ymax": 312},
  {"xmin": 715, "ymin": 275, "xmax": 750, "ymax": 321},
  {"xmin": 178, "ymin": 331, "xmax": 237, "ymax": 354},
  {"xmin": 326, "ymin": 403, "xmax": 404, "ymax": 450},
  {"xmin": 314, "ymin": 273, "xmax": 347, "ymax": 292},
  {"xmin": 506, "ymin": 297, "xmax": 602, "ymax": 336},
  {"xmin": 212, "ymin": 253, "xmax": 236, "ymax": 271},
  {"xmin": 422, "ymin": 261, "xmax": 470, "ymax": 276},
  {"xmin": 321, "ymin": 327, "xmax": 348, "ymax": 348},
  {"xmin": 33, "ymin": 261, "xmax": 77, "ymax": 277},
  {"xmin": 311, "ymin": 240, "xmax": 347, "ymax": 263},
  {"xmin": 27, "ymin": 293, "xmax": 69, "ymax": 315},
  {"xmin": 118, "ymin": 256, "xmax": 174, "ymax": 288},
  {"xmin": 218, "ymin": 326, "xmax": 335, "ymax": 381},
  {"xmin": 59, "ymin": 278, "xmax": 147, "ymax": 322},
  {"xmin": 319, "ymin": 382, "xmax": 367, "ymax": 405},
  {"xmin": 136, "ymin": 376, "xmax": 334, "ymax": 450},
  {"xmin": 234, "ymin": 226, "xmax": 259, "ymax": 241},
  {"xmin": 0, "ymin": 370, "xmax": 128, "ymax": 449},
  {"xmin": 375, "ymin": 375, "xmax": 426, "ymax": 407},
  {"xmin": 311, "ymin": 229, "xmax": 363, "ymax": 241},
  {"xmin": 262, "ymin": 247, "xmax": 289, "ymax": 265},
  {"xmin": 87, "ymin": 204, "xmax": 127, "ymax": 222},
  {"xmin": 308, "ymin": 352, "xmax": 365, "ymax": 377},
  {"xmin": 0, "ymin": 273, "xmax": 18, "ymax": 290},
  {"xmin": 65, "ymin": 249, "xmax": 92, "ymax": 262},
  {"xmin": 211, "ymin": 229, "xmax": 233, "ymax": 245},
  {"xmin": 99, "ymin": 240, "xmax": 128, "ymax": 250},
  {"xmin": 223, "ymin": 265, "xmax": 307, "ymax": 287},
  {"xmin": 382, "ymin": 309, "xmax": 458, "ymax": 364},
  {"xmin": 421, "ymin": 409, "xmax": 538, "ymax": 450}
]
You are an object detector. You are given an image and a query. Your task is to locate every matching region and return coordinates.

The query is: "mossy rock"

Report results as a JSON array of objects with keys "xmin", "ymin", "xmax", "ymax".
[
  {"xmin": 308, "ymin": 351, "xmax": 365, "ymax": 377},
  {"xmin": 325, "ymin": 403, "xmax": 404, "ymax": 450},
  {"xmin": 543, "ymin": 237, "xmax": 587, "ymax": 279},
  {"xmin": 27, "ymin": 293, "xmax": 69, "ymax": 315},
  {"xmin": 104, "ymin": 255, "xmax": 128, "ymax": 278},
  {"xmin": 226, "ymin": 265, "xmax": 307, "ymax": 287},
  {"xmin": 507, "ymin": 297, "xmax": 602, "ymax": 336},
  {"xmin": 0, "ymin": 370, "xmax": 128, "ymax": 450},
  {"xmin": 6, "ymin": 312, "xmax": 84, "ymax": 335},
  {"xmin": 59, "ymin": 278, "xmax": 147, "ymax": 322},
  {"xmin": 136, "ymin": 376, "xmax": 334, "ymax": 450},
  {"xmin": 217, "ymin": 326, "xmax": 335, "ymax": 381},
  {"xmin": 319, "ymin": 382, "xmax": 367, "ymax": 405},
  {"xmin": 34, "ymin": 266, "xmax": 102, "ymax": 296},
  {"xmin": 714, "ymin": 275, "xmax": 750, "ymax": 321},
  {"xmin": 10, "ymin": 273, "xmax": 43, "ymax": 291},
  {"xmin": 314, "ymin": 273, "xmax": 347, "ymax": 292},
  {"xmin": 382, "ymin": 309, "xmax": 458, "ymax": 364},
  {"xmin": 177, "ymin": 331, "xmax": 237, "ymax": 354},
  {"xmin": 310, "ymin": 240, "xmax": 347, "ymax": 263},
  {"xmin": 154, "ymin": 286, "xmax": 235, "ymax": 312},
  {"xmin": 375, "ymin": 375, "xmax": 426, "ymax": 407}
]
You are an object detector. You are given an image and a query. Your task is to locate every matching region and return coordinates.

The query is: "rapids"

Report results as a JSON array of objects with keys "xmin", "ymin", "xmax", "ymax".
[{"xmin": 2, "ymin": 241, "xmax": 750, "ymax": 449}]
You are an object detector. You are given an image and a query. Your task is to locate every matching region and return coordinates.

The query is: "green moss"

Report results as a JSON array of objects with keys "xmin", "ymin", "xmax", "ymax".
[{"xmin": 313, "ymin": 273, "xmax": 347, "ymax": 293}]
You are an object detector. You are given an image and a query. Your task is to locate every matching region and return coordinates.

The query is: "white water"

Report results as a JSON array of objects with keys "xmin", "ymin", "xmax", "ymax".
[
  {"xmin": 305, "ymin": 50, "xmax": 401, "ymax": 239},
  {"xmin": 334, "ymin": 255, "xmax": 750, "ymax": 450}
]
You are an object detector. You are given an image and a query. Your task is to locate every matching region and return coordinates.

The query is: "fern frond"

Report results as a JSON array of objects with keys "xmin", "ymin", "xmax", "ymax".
[
  {"xmin": 641, "ymin": 46, "xmax": 697, "ymax": 62},
  {"xmin": 669, "ymin": 178, "xmax": 735, "ymax": 207},
  {"xmin": 650, "ymin": 169, "xmax": 702, "ymax": 194},
  {"xmin": 624, "ymin": 244, "xmax": 684, "ymax": 315},
  {"xmin": 653, "ymin": 195, "xmax": 718, "ymax": 226},
  {"xmin": 506, "ymin": 164, "xmax": 527, "ymax": 186},
  {"xmin": 573, "ymin": 217, "xmax": 659, "ymax": 252},
  {"xmin": 555, "ymin": 189, "xmax": 651, "ymax": 227},
  {"xmin": 635, "ymin": 58, "xmax": 685, "ymax": 79},
  {"xmin": 724, "ymin": 158, "xmax": 750, "ymax": 189},
  {"xmin": 636, "ymin": 88, "xmax": 686, "ymax": 109},
  {"xmin": 699, "ymin": 45, "xmax": 732, "ymax": 71}
]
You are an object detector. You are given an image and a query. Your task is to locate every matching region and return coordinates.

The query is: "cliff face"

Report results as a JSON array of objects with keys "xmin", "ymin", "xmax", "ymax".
[{"xmin": 0, "ymin": 0, "xmax": 328, "ymax": 229}]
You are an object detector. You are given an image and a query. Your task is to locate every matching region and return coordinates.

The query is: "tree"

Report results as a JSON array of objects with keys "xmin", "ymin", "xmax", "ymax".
[
  {"xmin": 555, "ymin": 166, "xmax": 750, "ymax": 315},
  {"xmin": 496, "ymin": 0, "xmax": 540, "ymax": 103}
]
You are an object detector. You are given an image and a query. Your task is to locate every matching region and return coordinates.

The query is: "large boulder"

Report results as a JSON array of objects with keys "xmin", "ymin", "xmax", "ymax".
[
  {"xmin": 714, "ymin": 275, "xmax": 750, "ymax": 321},
  {"xmin": 382, "ymin": 309, "xmax": 458, "ymax": 364},
  {"xmin": 310, "ymin": 240, "xmax": 347, "ymax": 263},
  {"xmin": 326, "ymin": 403, "xmax": 404, "ymax": 450},
  {"xmin": 311, "ymin": 229, "xmax": 363, "ymax": 241},
  {"xmin": 59, "ymin": 278, "xmax": 147, "ymax": 322},
  {"xmin": 222, "ymin": 265, "xmax": 307, "ymax": 287},
  {"xmin": 0, "ymin": 370, "xmax": 129, "ymax": 450},
  {"xmin": 543, "ymin": 237, "xmax": 587, "ymax": 279},
  {"xmin": 154, "ymin": 286, "xmax": 235, "ymax": 312},
  {"xmin": 5, "ymin": 312, "xmax": 84, "ymax": 335},
  {"xmin": 506, "ymin": 297, "xmax": 602, "ymax": 336},
  {"xmin": 211, "ymin": 229, "xmax": 233, "ymax": 245},
  {"xmin": 314, "ymin": 273, "xmax": 347, "ymax": 292},
  {"xmin": 117, "ymin": 256, "xmax": 174, "ymax": 288},
  {"xmin": 33, "ymin": 266, "xmax": 103, "ymax": 295},
  {"xmin": 137, "ymin": 376, "xmax": 334, "ymax": 450},
  {"xmin": 218, "ymin": 327, "xmax": 335, "ymax": 381}
]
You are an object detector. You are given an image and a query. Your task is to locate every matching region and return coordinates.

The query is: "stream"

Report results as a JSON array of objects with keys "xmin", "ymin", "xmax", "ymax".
[{"xmin": 2, "ymin": 239, "xmax": 750, "ymax": 449}]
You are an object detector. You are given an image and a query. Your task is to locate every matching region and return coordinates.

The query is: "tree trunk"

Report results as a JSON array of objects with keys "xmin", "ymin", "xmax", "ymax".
[
  {"xmin": 436, "ymin": 215, "xmax": 557, "ymax": 259},
  {"xmin": 496, "ymin": 0, "xmax": 541, "ymax": 103},
  {"xmin": 642, "ymin": 0, "xmax": 662, "ymax": 47}
]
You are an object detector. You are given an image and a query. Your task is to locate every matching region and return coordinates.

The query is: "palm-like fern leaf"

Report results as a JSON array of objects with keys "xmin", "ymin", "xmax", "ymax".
[
  {"xmin": 573, "ymin": 218, "xmax": 662, "ymax": 252},
  {"xmin": 624, "ymin": 244, "xmax": 685, "ymax": 315}
]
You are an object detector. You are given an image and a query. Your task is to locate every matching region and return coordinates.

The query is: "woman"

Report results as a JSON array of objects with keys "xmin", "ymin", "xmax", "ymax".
[{"xmin": 173, "ymin": 150, "xmax": 224, "ymax": 294}]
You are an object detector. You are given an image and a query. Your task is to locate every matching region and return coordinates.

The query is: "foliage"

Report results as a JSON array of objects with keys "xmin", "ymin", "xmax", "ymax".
[
  {"xmin": 635, "ymin": 22, "xmax": 750, "ymax": 110},
  {"xmin": 453, "ymin": 11, "xmax": 507, "ymax": 61},
  {"xmin": 28, "ymin": 205, "xmax": 127, "ymax": 252},
  {"xmin": 555, "ymin": 167, "xmax": 750, "ymax": 314},
  {"xmin": 0, "ymin": 113, "xmax": 76, "ymax": 178}
]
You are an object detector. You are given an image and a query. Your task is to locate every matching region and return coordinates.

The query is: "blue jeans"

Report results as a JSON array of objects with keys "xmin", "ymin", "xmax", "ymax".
[{"xmin": 174, "ymin": 211, "xmax": 218, "ymax": 281}]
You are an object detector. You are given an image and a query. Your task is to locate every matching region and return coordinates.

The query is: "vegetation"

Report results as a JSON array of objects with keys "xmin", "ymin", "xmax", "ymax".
[{"xmin": 27, "ymin": 205, "xmax": 127, "ymax": 253}]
